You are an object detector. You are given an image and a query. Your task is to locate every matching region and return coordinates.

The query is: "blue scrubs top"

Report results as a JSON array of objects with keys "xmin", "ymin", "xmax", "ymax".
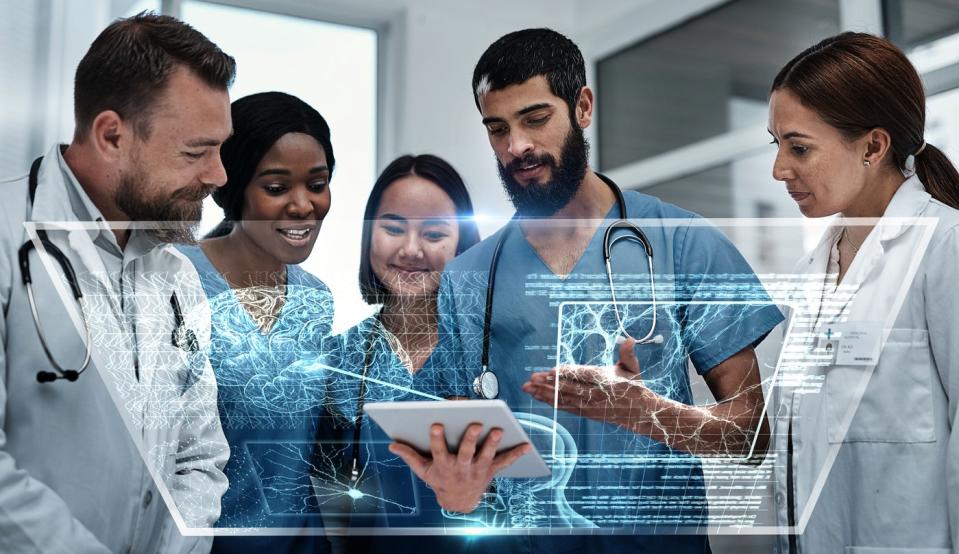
[
  {"xmin": 435, "ymin": 188, "xmax": 784, "ymax": 554},
  {"xmin": 178, "ymin": 245, "xmax": 334, "ymax": 554},
  {"xmin": 318, "ymin": 314, "xmax": 477, "ymax": 552}
]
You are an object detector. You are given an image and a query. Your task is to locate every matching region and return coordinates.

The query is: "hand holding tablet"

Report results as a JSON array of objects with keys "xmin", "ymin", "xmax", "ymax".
[{"xmin": 363, "ymin": 400, "xmax": 549, "ymax": 514}]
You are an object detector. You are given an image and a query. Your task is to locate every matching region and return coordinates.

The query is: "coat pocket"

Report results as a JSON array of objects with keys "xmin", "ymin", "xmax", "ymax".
[{"xmin": 826, "ymin": 328, "xmax": 936, "ymax": 443}]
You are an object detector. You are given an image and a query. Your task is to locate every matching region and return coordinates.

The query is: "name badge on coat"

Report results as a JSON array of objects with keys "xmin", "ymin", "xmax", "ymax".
[{"xmin": 819, "ymin": 321, "xmax": 882, "ymax": 366}]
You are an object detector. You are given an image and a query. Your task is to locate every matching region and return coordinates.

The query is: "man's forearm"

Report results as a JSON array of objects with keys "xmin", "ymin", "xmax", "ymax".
[{"xmin": 613, "ymin": 385, "xmax": 768, "ymax": 458}]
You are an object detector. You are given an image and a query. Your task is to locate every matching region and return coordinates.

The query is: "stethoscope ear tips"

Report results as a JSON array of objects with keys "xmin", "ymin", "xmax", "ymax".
[
  {"xmin": 651, "ymin": 335, "xmax": 664, "ymax": 344},
  {"xmin": 36, "ymin": 371, "xmax": 57, "ymax": 383},
  {"xmin": 36, "ymin": 370, "xmax": 80, "ymax": 383}
]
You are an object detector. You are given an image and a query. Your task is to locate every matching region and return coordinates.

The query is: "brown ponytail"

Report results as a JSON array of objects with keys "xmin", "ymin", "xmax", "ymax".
[
  {"xmin": 917, "ymin": 144, "xmax": 959, "ymax": 208},
  {"xmin": 772, "ymin": 32, "xmax": 959, "ymax": 209}
]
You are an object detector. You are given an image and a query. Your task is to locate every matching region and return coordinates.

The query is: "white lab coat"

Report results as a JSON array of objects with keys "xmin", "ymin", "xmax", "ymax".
[
  {"xmin": 0, "ymin": 145, "xmax": 229, "ymax": 553},
  {"xmin": 773, "ymin": 176, "xmax": 959, "ymax": 553}
]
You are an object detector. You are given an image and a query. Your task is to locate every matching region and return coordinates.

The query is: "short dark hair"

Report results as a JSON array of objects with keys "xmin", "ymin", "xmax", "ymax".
[
  {"xmin": 206, "ymin": 91, "xmax": 336, "ymax": 238},
  {"xmin": 73, "ymin": 11, "xmax": 236, "ymax": 140},
  {"xmin": 471, "ymin": 28, "xmax": 585, "ymax": 117},
  {"xmin": 359, "ymin": 155, "xmax": 481, "ymax": 305}
]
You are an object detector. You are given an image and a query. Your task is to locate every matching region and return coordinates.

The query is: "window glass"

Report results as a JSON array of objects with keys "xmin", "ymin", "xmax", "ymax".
[
  {"xmin": 596, "ymin": 0, "xmax": 840, "ymax": 170},
  {"xmin": 182, "ymin": 1, "xmax": 378, "ymax": 330}
]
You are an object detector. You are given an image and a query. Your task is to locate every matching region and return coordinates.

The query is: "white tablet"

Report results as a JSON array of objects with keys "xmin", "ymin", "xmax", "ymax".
[{"xmin": 362, "ymin": 399, "xmax": 550, "ymax": 478}]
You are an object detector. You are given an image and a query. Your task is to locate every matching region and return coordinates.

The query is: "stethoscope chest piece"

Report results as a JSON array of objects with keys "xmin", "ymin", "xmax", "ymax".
[{"xmin": 473, "ymin": 368, "xmax": 499, "ymax": 399}]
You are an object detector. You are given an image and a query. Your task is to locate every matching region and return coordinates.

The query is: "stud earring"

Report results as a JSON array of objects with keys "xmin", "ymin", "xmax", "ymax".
[{"xmin": 863, "ymin": 160, "xmax": 871, "ymax": 167}]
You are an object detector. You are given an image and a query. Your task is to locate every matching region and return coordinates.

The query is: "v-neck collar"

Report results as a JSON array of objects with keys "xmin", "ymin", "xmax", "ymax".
[
  {"xmin": 510, "ymin": 196, "xmax": 620, "ymax": 279},
  {"xmin": 194, "ymin": 245, "xmax": 297, "ymax": 336},
  {"xmin": 367, "ymin": 311, "xmax": 442, "ymax": 377},
  {"xmin": 801, "ymin": 175, "xmax": 933, "ymax": 319}
]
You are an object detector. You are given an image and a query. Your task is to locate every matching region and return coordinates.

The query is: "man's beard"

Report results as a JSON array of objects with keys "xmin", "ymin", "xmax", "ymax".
[
  {"xmin": 497, "ymin": 123, "xmax": 589, "ymax": 218},
  {"xmin": 114, "ymin": 168, "xmax": 213, "ymax": 245}
]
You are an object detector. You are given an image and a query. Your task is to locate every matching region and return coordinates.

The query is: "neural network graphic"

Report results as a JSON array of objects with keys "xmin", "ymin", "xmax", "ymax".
[{"xmin": 33, "ymin": 218, "xmax": 938, "ymax": 537}]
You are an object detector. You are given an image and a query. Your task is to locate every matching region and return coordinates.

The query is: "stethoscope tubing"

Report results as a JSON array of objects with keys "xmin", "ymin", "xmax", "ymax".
[
  {"xmin": 24, "ymin": 279, "xmax": 93, "ymax": 377},
  {"xmin": 21, "ymin": 156, "xmax": 94, "ymax": 382},
  {"xmin": 345, "ymin": 176, "xmax": 661, "ymax": 481},
  {"xmin": 476, "ymin": 175, "xmax": 661, "ymax": 398},
  {"xmin": 350, "ymin": 335, "xmax": 375, "ymax": 483},
  {"xmin": 20, "ymin": 155, "xmax": 196, "ymax": 384}
]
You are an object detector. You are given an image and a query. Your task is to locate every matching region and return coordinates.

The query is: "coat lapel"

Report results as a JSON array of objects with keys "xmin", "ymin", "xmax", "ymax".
[
  {"xmin": 830, "ymin": 177, "xmax": 932, "ymax": 318},
  {"xmin": 29, "ymin": 146, "xmax": 124, "ymax": 321}
]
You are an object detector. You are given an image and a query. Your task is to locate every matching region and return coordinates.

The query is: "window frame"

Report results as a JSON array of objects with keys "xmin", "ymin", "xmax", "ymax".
[
  {"xmin": 162, "ymin": 0, "xmax": 394, "ymax": 171},
  {"xmin": 581, "ymin": 0, "xmax": 917, "ymax": 191}
]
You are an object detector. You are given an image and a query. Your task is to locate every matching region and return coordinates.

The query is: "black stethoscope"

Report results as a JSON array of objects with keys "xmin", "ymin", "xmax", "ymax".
[
  {"xmin": 346, "ymin": 314, "xmax": 448, "ymax": 486},
  {"xmin": 473, "ymin": 174, "xmax": 663, "ymax": 400},
  {"xmin": 347, "ymin": 324, "xmax": 377, "ymax": 484},
  {"xmin": 19, "ymin": 156, "xmax": 198, "ymax": 384}
]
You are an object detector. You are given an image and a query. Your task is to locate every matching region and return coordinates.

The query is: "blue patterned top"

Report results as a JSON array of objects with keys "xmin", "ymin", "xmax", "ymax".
[{"xmin": 178, "ymin": 245, "xmax": 334, "ymax": 553}]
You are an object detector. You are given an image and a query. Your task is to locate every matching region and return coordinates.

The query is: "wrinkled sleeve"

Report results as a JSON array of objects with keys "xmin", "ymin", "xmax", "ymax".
[
  {"xmin": 0, "ymin": 196, "xmax": 111, "ymax": 553},
  {"xmin": 925, "ymin": 225, "xmax": 959, "ymax": 549},
  {"xmin": 674, "ymin": 222, "xmax": 785, "ymax": 374}
]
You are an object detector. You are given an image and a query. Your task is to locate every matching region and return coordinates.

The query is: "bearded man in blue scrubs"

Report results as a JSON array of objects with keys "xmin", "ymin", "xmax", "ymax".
[{"xmin": 389, "ymin": 28, "xmax": 784, "ymax": 553}]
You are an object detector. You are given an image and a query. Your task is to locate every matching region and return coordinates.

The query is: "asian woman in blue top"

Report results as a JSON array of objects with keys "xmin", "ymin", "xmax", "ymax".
[
  {"xmin": 177, "ymin": 91, "xmax": 336, "ymax": 553},
  {"xmin": 316, "ymin": 154, "xmax": 480, "ymax": 551}
]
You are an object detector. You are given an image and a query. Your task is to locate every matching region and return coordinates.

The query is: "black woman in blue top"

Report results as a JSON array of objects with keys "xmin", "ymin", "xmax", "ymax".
[{"xmin": 177, "ymin": 91, "xmax": 337, "ymax": 553}]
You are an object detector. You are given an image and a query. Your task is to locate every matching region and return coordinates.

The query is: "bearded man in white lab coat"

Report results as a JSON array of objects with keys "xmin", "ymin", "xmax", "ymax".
[{"xmin": 0, "ymin": 12, "xmax": 236, "ymax": 553}]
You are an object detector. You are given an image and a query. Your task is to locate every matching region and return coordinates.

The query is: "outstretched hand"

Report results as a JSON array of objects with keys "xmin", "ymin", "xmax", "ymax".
[{"xmin": 522, "ymin": 337, "xmax": 655, "ymax": 428}]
